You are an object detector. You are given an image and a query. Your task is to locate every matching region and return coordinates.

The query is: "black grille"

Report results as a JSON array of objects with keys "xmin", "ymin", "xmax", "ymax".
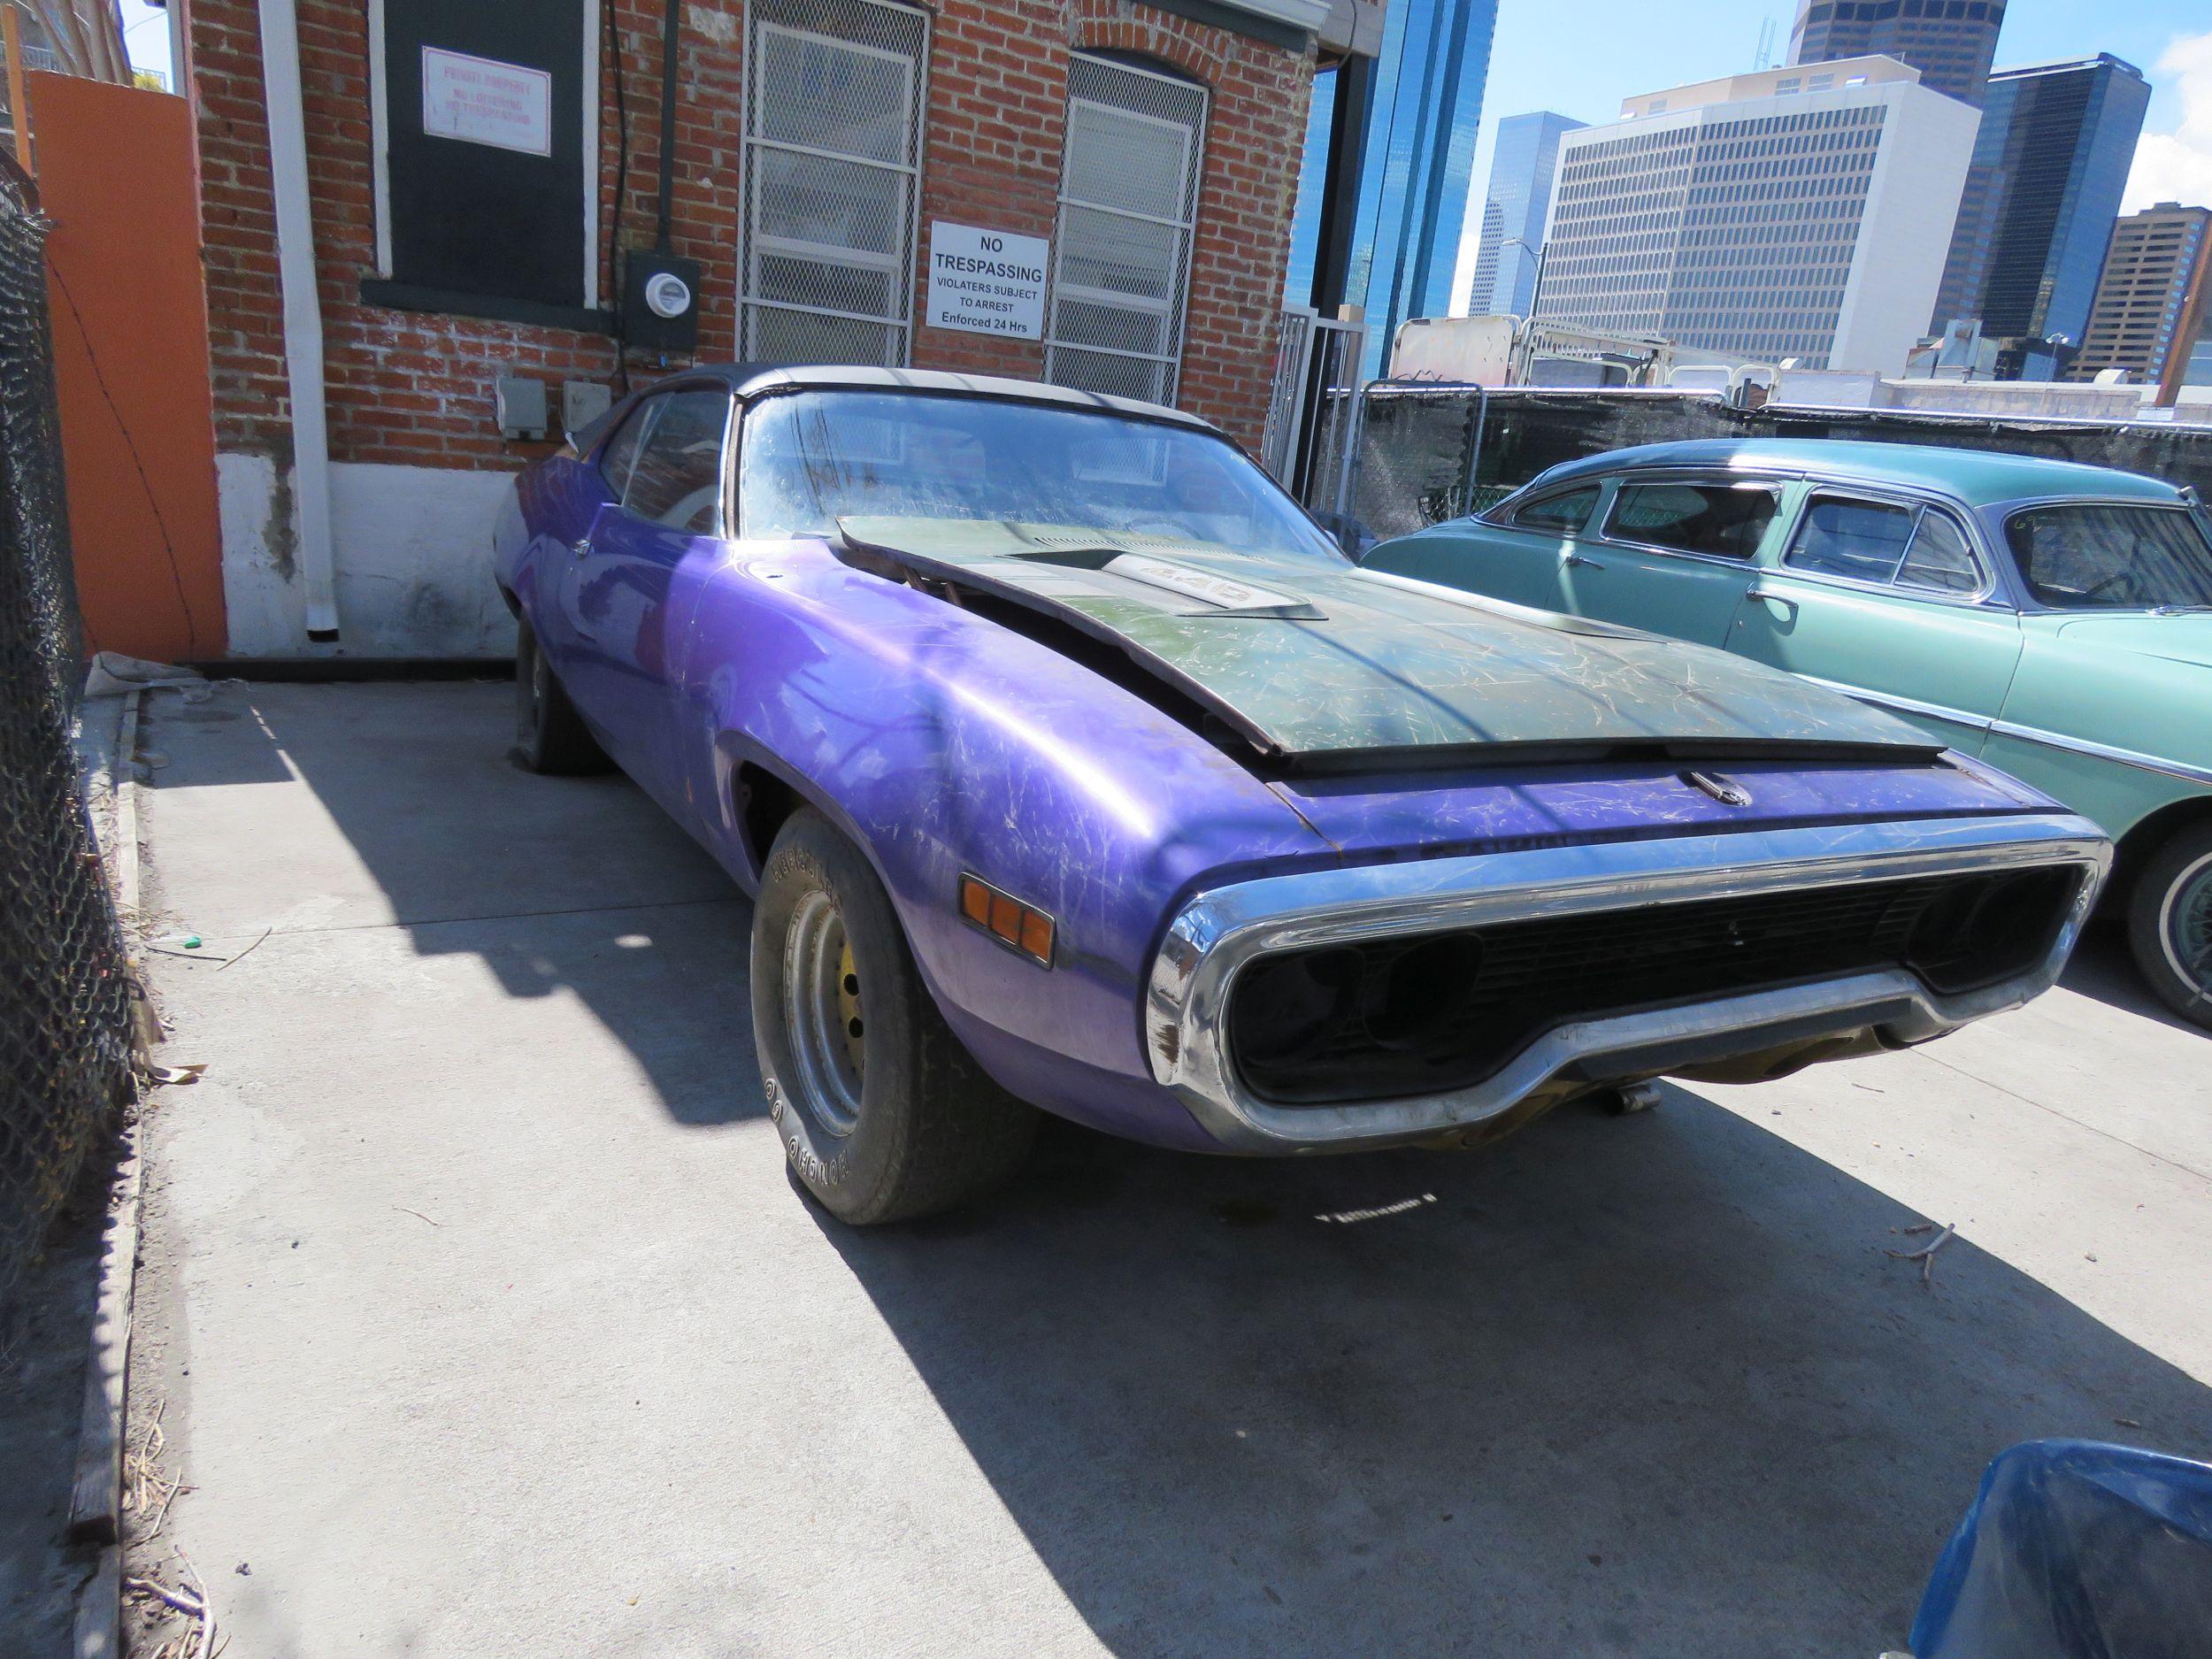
[{"xmin": 1229, "ymin": 864, "xmax": 2081, "ymax": 1107}]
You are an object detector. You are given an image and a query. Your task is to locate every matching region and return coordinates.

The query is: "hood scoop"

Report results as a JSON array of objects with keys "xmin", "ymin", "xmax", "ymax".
[{"xmin": 1005, "ymin": 545, "xmax": 1326, "ymax": 619}]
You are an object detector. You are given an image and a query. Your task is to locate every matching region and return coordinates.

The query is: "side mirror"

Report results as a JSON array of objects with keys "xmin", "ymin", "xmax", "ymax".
[{"xmin": 1313, "ymin": 511, "xmax": 1376, "ymax": 561}]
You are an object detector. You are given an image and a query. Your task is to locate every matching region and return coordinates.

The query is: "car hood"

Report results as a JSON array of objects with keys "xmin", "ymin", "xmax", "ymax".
[
  {"xmin": 837, "ymin": 518, "xmax": 1939, "ymax": 767},
  {"xmin": 2047, "ymin": 612, "xmax": 2212, "ymax": 671}
]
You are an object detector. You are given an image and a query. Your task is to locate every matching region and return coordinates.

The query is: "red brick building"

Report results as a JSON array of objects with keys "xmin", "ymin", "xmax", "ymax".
[{"xmin": 176, "ymin": 0, "xmax": 1370, "ymax": 656}]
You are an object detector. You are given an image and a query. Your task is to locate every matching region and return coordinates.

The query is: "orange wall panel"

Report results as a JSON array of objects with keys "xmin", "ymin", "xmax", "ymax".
[{"xmin": 32, "ymin": 72, "xmax": 225, "ymax": 661}]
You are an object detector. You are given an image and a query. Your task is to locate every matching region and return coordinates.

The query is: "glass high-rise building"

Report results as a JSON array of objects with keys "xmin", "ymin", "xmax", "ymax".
[
  {"xmin": 1315, "ymin": 0, "xmax": 1496, "ymax": 377},
  {"xmin": 1466, "ymin": 111, "xmax": 1585, "ymax": 319},
  {"xmin": 1932, "ymin": 55, "xmax": 2150, "ymax": 377},
  {"xmin": 1786, "ymin": 0, "xmax": 2005, "ymax": 106},
  {"xmin": 1283, "ymin": 67, "xmax": 1341, "ymax": 307}
]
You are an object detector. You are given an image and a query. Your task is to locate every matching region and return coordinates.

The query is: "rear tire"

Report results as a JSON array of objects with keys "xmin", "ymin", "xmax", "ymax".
[
  {"xmin": 2128, "ymin": 822, "xmax": 2212, "ymax": 1029},
  {"xmin": 513, "ymin": 612, "xmax": 610, "ymax": 775},
  {"xmin": 752, "ymin": 809, "xmax": 1037, "ymax": 1223}
]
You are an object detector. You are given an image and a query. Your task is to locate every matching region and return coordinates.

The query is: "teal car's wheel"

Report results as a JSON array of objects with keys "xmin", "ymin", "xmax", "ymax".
[{"xmin": 2128, "ymin": 822, "xmax": 2212, "ymax": 1029}]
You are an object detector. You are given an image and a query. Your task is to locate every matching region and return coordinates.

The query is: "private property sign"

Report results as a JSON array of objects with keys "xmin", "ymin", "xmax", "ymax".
[
  {"xmin": 926, "ymin": 222, "xmax": 1048, "ymax": 339},
  {"xmin": 420, "ymin": 46, "xmax": 554, "ymax": 156}
]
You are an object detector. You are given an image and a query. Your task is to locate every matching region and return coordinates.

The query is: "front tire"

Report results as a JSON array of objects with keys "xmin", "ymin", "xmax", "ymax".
[
  {"xmin": 513, "ymin": 612, "xmax": 610, "ymax": 775},
  {"xmin": 2128, "ymin": 821, "xmax": 2212, "ymax": 1028},
  {"xmin": 752, "ymin": 809, "xmax": 1037, "ymax": 1223}
]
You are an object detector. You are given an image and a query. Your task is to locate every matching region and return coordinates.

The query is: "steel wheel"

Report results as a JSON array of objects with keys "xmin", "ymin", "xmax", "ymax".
[
  {"xmin": 783, "ymin": 887, "xmax": 865, "ymax": 1133},
  {"xmin": 2159, "ymin": 849, "xmax": 2212, "ymax": 1003}
]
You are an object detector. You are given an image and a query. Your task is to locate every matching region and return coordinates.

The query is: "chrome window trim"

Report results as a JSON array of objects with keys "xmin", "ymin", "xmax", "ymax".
[
  {"xmin": 1144, "ymin": 814, "xmax": 2108, "ymax": 1154},
  {"xmin": 1594, "ymin": 470, "xmax": 1786, "ymax": 568},
  {"xmin": 1495, "ymin": 480, "xmax": 1604, "ymax": 535},
  {"xmin": 1776, "ymin": 488, "xmax": 1999, "ymax": 607}
]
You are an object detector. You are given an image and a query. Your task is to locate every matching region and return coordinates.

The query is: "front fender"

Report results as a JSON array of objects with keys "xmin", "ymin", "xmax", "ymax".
[{"xmin": 682, "ymin": 540, "xmax": 1325, "ymax": 1118}]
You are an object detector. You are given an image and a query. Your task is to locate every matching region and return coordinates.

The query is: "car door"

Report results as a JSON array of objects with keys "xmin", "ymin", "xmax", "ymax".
[
  {"xmin": 535, "ymin": 397, "xmax": 648, "ymax": 684},
  {"xmin": 1566, "ymin": 471, "xmax": 1787, "ymax": 644},
  {"xmin": 1724, "ymin": 488, "xmax": 2023, "ymax": 755},
  {"xmin": 1361, "ymin": 480, "xmax": 1608, "ymax": 610},
  {"xmin": 563, "ymin": 385, "xmax": 733, "ymax": 813}
]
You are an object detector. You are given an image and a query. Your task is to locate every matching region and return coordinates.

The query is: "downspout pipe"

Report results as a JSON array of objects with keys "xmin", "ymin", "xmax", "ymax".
[
  {"xmin": 655, "ymin": 0, "xmax": 679, "ymax": 251},
  {"xmin": 256, "ymin": 0, "xmax": 340, "ymax": 641}
]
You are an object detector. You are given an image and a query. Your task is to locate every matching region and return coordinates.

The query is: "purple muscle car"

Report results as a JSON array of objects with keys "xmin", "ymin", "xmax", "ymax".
[{"xmin": 494, "ymin": 365, "xmax": 2110, "ymax": 1224}]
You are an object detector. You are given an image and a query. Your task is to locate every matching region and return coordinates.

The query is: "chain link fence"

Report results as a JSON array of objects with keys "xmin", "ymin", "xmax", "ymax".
[
  {"xmin": 0, "ymin": 152, "xmax": 133, "ymax": 1310},
  {"xmin": 1331, "ymin": 386, "xmax": 2212, "ymax": 541}
]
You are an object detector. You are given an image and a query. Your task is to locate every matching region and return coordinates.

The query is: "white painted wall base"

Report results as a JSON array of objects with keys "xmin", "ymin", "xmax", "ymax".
[{"xmin": 217, "ymin": 455, "xmax": 519, "ymax": 657}]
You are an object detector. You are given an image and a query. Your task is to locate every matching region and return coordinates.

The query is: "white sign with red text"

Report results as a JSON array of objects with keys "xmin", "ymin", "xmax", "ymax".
[{"xmin": 420, "ymin": 46, "xmax": 553, "ymax": 157}]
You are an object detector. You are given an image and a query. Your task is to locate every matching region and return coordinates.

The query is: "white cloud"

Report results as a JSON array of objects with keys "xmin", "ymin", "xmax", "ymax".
[{"xmin": 2125, "ymin": 31, "xmax": 2212, "ymax": 212}]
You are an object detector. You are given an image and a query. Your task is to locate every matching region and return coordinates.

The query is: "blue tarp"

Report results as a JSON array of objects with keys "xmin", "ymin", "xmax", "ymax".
[{"xmin": 1911, "ymin": 1440, "xmax": 2212, "ymax": 1659}]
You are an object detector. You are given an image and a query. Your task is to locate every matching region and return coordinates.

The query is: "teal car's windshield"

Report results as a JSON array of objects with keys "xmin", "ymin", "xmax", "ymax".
[
  {"xmin": 2006, "ymin": 503, "xmax": 2212, "ymax": 611},
  {"xmin": 737, "ymin": 390, "xmax": 1345, "ymax": 565}
]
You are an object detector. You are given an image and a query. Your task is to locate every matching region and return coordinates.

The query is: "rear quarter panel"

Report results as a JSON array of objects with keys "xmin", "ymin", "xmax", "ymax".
[{"xmin": 1362, "ymin": 518, "xmax": 1572, "ymax": 609}]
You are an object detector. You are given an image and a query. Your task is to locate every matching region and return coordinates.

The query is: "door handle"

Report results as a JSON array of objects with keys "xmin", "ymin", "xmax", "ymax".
[
  {"xmin": 1745, "ymin": 585, "xmax": 1796, "ymax": 614},
  {"xmin": 572, "ymin": 537, "xmax": 591, "ymax": 560},
  {"xmin": 1563, "ymin": 551, "xmax": 1604, "ymax": 571}
]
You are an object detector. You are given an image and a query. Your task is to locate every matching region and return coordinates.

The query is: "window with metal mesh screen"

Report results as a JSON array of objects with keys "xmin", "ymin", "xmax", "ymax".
[
  {"xmin": 1045, "ymin": 55, "xmax": 1207, "ymax": 406},
  {"xmin": 739, "ymin": 0, "xmax": 927, "ymax": 366}
]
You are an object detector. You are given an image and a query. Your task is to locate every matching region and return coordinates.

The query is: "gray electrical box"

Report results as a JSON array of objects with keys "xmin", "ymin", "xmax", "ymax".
[
  {"xmin": 562, "ymin": 379, "xmax": 613, "ymax": 436},
  {"xmin": 494, "ymin": 374, "xmax": 549, "ymax": 441}
]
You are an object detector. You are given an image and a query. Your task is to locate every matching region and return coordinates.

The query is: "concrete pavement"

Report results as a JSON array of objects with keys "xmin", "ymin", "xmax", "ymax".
[{"xmin": 124, "ymin": 680, "xmax": 2212, "ymax": 1658}]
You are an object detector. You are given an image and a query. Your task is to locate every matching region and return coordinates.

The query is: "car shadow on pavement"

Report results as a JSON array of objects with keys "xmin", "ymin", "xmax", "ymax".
[
  {"xmin": 2061, "ymin": 918, "xmax": 2208, "ymax": 1036},
  {"xmin": 807, "ymin": 1090, "xmax": 2212, "ymax": 1659},
  {"xmin": 146, "ymin": 680, "xmax": 762, "ymax": 1127}
]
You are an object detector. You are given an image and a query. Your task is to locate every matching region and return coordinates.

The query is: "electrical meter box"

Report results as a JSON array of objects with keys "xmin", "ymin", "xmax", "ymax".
[{"xmin": 621, "ymin": 250, "xmax": 702, "ymax": 354}]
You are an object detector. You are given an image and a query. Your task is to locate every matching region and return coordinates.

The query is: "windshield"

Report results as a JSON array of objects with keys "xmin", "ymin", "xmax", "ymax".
[
  {"xmin": 737, "ymin": 389, "xmax": 1345, "ymax": 565},
  {"xmin": 2006, "ymin": 503, "xmax": 2212, "ymax": 611}
]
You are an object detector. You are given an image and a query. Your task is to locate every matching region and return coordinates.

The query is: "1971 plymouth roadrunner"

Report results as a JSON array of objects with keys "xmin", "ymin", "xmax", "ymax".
[
  {"xmin": 495, "ymin": 369, "xmax": 2108, "ymax": 1223},
  {"xmin": 1364, "ymin": 440, "xmax": 2212, "ymax": 1026}
]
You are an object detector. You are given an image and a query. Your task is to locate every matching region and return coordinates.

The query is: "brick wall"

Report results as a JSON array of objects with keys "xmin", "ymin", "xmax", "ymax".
[{"xmin": 184, "ymin": 0, "xmax": 1309, "ymax": 471}]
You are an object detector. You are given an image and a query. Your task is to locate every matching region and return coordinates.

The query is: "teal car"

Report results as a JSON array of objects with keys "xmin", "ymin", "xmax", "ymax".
[{"xmin": 1362, "ymin": 440, "xmax": 2212, "ymax": 1025}]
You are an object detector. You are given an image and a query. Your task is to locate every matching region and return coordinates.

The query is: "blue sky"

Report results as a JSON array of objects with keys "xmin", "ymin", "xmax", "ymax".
[{"xmin": 1449, "ymin": 0, "xmax": 2212, "ymax": 307}]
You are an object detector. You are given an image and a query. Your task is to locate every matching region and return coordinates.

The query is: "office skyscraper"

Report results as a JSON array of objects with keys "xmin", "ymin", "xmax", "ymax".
[
  {"xmin": 1537, "ymin": 58, "xmax": 1976, "ymax": 374},
  {"xmin": 1332, "ymin": 0, "xmax": 1497, "ymax": 376},
  {"xmin": 1283, "ymin": 71, "xmax": 1339, "ymax": 305},
  {"xmin": 1786, "ymin": 0, "xmax": 2005, "ymax": 105},
  {"xmin": 2070, "ymin": 204, "xmax": 2210, "ymax": 386},
  {"xmin": 1467, "ymin": 111, "xmax": 1585, "ymax": 317},
  {"xmin": 1932, "ymin": 55, "xmax": 2150, "ymax": 378}
]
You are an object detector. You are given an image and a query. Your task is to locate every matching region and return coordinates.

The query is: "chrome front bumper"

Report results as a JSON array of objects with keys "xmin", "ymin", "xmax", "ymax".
[{"xmin": 1143, "ymin": 813, "xmax": 2109, "ymax": 1154}]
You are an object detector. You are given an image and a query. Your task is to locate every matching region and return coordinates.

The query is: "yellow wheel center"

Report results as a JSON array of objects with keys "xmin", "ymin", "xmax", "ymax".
[{"xmin": 835, "ymin": 938, "xmax": 864, "ymax": 1079}]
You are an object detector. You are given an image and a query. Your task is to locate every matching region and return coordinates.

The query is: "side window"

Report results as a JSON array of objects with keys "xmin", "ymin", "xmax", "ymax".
[
  {"xmin": 1604, "ymin": 480, "xmax": 1777, "ymax": 561},
  {"xmin": 1509, "ymin": 485, "xmax": 1600, "ymax": 534},
  {"xmin": 621, "ymin": 390, "xmax": 733, "ymax": 533},
  {"xmin": 1895, "ymin": 511, "xmax": 1984, "ymax": 595},
  {"xmin": 597, "ymin": 402, "xmax": 656, "ymax": 499},
  {"xmin": 1785, "ymin": 496, "xmax": 1916, "ymax": 584}
]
